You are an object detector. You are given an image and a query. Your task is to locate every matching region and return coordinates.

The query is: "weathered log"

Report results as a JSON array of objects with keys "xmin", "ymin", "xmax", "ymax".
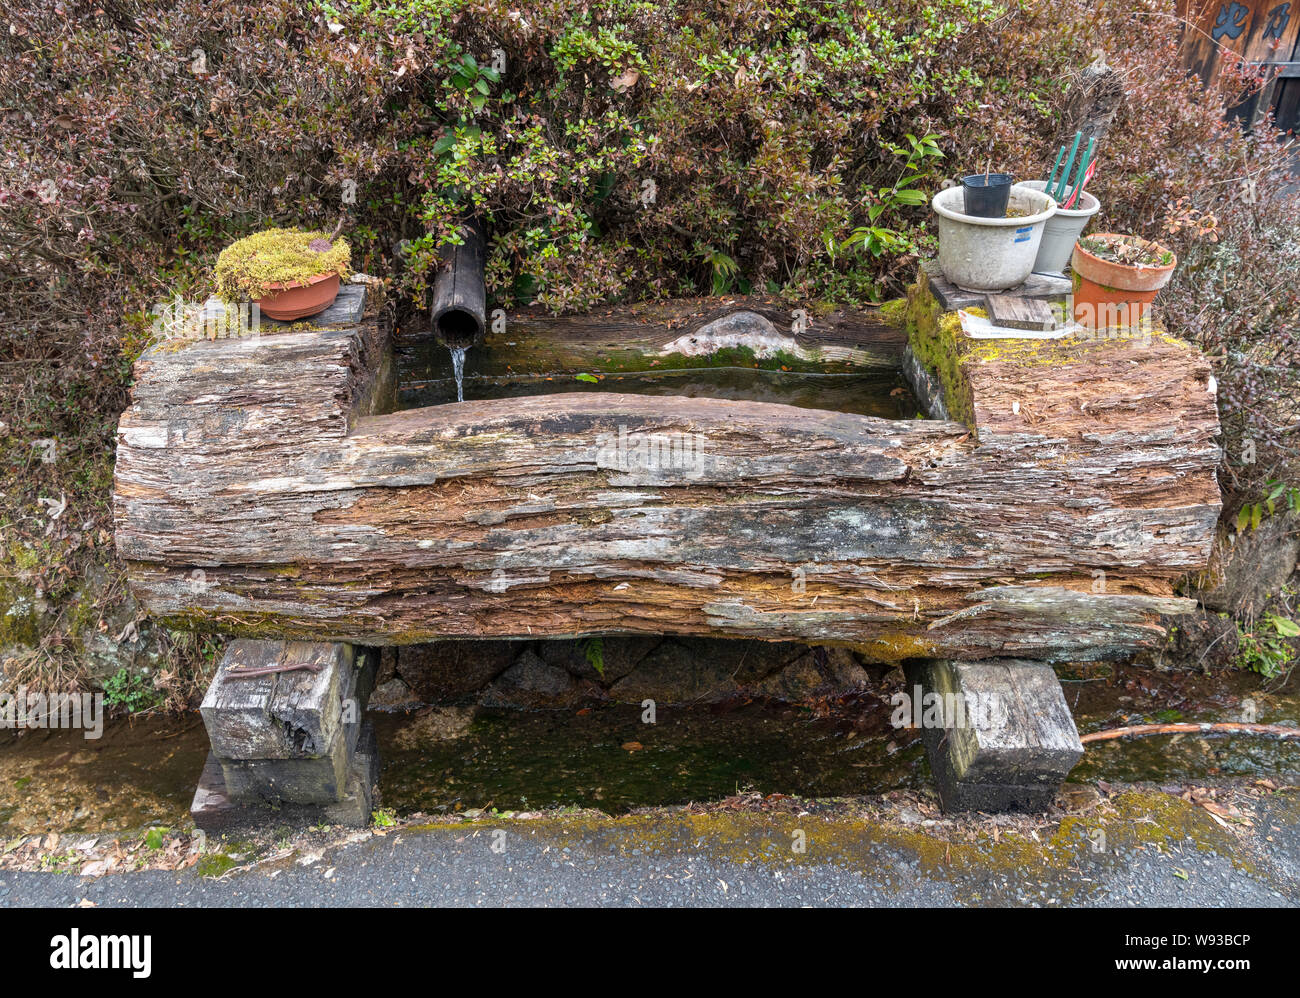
[{"xmin": 114, "ymin": 284, "xmax": 1221, "ymax": 662}]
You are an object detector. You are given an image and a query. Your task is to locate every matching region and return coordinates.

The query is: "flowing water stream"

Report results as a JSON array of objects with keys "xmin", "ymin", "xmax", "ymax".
[{"xmin": 448, "ymin": 345, "xmax": 467, "ymax": 403}]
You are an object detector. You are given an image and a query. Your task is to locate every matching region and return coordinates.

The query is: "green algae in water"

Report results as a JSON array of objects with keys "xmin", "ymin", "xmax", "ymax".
[
  {"xmin": 374, "ymin": 703, "xmax": 927, "ymax": 816},
  {"xmin": 396, "ymin": 366, "xmax": 921, "ymax": 418},
  {"xmin": 0, "ymin": 718, "xmax": 210, "ymax": 837},
  {"xmin": 1066, "ymin": 665, "xmax": 1300, "ymax": 785},
  {"xmin": 0, "ymin": 664, "xmax": 1296, "ymax": 836}
]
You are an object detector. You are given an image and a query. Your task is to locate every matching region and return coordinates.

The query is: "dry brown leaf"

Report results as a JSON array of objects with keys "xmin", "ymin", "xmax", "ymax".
[
  {"xmin": 79, "ymin": 859, "xmax": 107, "ymax": 878},
  {"xmin": 611, "ymin": 67, "xmax": 640, "ymax": 93}
]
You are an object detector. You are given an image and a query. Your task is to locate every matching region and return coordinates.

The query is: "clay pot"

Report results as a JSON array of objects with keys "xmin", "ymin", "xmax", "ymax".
[
  {"xmin": 254, "ymin": 273, "xmax": 341, "ymax": 321},
  {"xmin": 1071, "ymin": 234, "xmax": 1176, "ymax": 329}
]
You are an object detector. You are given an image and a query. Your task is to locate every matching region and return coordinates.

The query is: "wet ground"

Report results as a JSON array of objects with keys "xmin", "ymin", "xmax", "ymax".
[{"xmin": 0, "ymin": 662, "xmax": 1295, "ymax": 838}]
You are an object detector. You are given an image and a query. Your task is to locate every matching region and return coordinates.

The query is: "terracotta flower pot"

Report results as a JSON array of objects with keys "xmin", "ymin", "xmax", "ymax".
[
  {"xmin": 254, "ymin": 273, "xmax": 341, "ymax": 321},
  {"xmin": 1071, "ymin": 234, "xmax": 1176, "ymax": 329}
]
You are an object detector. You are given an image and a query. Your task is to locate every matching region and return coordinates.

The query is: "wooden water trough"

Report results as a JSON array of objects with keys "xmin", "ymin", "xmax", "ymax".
[{"xmin": 114, "ymin": 272, "xmax": 1222, "ymax": 821}]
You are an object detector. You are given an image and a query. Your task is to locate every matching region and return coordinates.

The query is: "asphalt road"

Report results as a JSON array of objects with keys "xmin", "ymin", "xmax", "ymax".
[{"xmin": 2, "ymin": 791, "xmax": 1297, "ymax": 907}]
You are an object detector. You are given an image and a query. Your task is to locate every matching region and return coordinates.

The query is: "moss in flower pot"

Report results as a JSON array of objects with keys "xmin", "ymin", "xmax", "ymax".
[{"xmin": 213, "ymin": 227, "xmax": 352, "ymax": 320}]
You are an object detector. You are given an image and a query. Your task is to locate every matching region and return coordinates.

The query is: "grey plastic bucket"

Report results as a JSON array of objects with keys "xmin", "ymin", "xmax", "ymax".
[
  {"xmin": 1015, "ymin": 180, "xmax": 1101, "ymax": 276},
  {"xmin": 931, "ymin": 185, "xmax": 1056, "ymax": 292}
]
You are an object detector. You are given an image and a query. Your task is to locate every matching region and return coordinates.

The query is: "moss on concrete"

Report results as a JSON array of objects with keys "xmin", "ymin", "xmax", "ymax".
[{"xmin": 456, "ymin": 786, "xmax": 1268, "ymax": 905}]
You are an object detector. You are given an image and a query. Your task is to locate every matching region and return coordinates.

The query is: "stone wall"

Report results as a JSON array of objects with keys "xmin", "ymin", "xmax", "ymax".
[{"xmin": 370, "ymin": 636, "xmax": 876, "ymax": 710}]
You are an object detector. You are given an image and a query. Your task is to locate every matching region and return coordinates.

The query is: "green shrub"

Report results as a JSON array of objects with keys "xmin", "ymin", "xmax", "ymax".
[{"xmin": 1236, "ymin": 615, "xmax": 1299, "ymax": 679}]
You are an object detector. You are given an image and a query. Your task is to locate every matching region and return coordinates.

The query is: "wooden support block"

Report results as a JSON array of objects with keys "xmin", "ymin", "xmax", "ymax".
[
  {"xmin": 903, "ymin": 658, "xmax": 1083, "ymax": 812},
  {"xmin": 191, "ymin": 722, "xmax": 379, "ymax": 832},
  {"xmin": 200, "ymin": 640, "xmax": 358, "ymax": 760},
  {"xmin": 984, "ymin": 294, "xmax": 1056, "ymax": 332},
  {"xmin": 219, "ymin": 718, "xmax": 358, "ymax": 805},
  {"xmin": 200, "ymin": 643, "xmax": 379, "ymax": 805}
]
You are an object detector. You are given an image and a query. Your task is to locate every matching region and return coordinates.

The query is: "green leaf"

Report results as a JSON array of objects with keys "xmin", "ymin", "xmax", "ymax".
[
  {"xmin": 575, "ymin": 373, "xmax": 599, "ymax": 383},
  {"xmin": 1237, "ymin": 506, "xmax": 1251, "ymax": 532},
  {"xmin": 1272, "ymin": 617, "xmax": 1300, "ymax": 638}
]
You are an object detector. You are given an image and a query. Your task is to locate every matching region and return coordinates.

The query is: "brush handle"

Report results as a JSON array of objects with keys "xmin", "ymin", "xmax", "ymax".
[
  {"xmin": 1054, "ymin": 131, "xmax": 1083, "ymax": 201},
  {"xmin": 1045, "ymin": 146, "xmax": 1067, "ymax": 194},
  {"xmin": 1064, "ymin": 138, "xmax": 1095, "ymax": 207},
  {"xmin": 1063, "ymin": 159, "xmax": 1097, "ymax": 209}
]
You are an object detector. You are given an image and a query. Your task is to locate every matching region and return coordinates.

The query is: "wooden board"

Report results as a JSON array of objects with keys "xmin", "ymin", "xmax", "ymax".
[
  {"xmin": 924, "ymin": 260, "xmax": 1071, "ymax": 312},
  {"xmin": 1181, "ymin": 0, "xmax": 1300, "ymax": 85},
  {"xmin": 984, "ymin": 294, "xmax": 1056, "ymax": 332}
]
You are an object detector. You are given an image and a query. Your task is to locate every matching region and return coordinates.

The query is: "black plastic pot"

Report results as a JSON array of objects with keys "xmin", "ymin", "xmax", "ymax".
[{"xmin": 961, "ymin": 173, "xmax": 1013, "ymax": 218}]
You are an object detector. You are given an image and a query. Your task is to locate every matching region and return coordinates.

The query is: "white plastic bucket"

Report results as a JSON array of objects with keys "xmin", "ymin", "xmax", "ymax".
[
  {"xmin": 931, "ymin": 185, "xmax": 1056, "ymax": 292},
  {"xmin": 1015, "ymin": 180, "xmax": 1101, "ymax": 276}
]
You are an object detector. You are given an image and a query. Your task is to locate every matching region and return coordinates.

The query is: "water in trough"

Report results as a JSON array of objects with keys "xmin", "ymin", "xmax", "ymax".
[{"xmin": 399, "ymin": 364, "xmax": 923, "ymax": 418}]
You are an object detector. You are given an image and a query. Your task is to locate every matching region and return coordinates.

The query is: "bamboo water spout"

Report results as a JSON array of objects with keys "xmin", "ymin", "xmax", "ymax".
[{"xmin": 429, "ymin": 219, "xmax": 487, "ymax": 350}]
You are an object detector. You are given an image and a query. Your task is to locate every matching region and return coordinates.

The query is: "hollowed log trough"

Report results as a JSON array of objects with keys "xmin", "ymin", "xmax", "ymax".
[{"xmin": 114, "ymin": 280, "xmax": 1222, "ymax": 665}]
